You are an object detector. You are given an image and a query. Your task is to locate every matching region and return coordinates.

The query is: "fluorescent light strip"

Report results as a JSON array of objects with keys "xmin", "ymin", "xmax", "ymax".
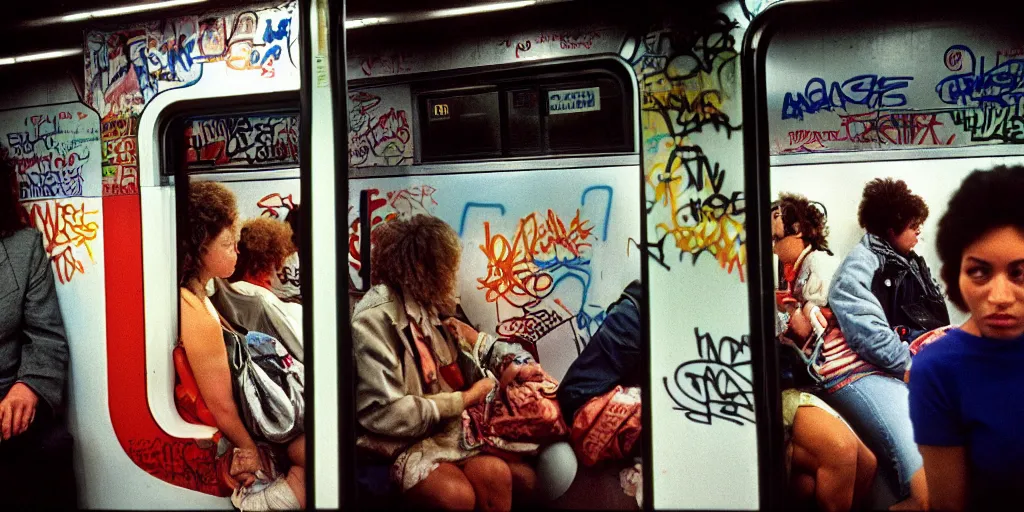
[
  {"xmin": 0, "ymin": 48, "xmax": 83, "ymax": 66},
  {"xmin": 24, "ymin": 0, "xmax": 207, "ymax": 27},
  {"xmin": 426, "ymin": 0, "xmax": 537, "ymax": 18},
  {"xmin": 345, "ymin": 0, "xmax": 554, "ymax": 30}
]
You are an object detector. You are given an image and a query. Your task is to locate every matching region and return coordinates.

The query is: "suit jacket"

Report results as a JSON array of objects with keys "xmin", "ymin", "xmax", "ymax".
[{"xmin": 0, "ymin": 228, "xmax": 69, "ymax": 417}]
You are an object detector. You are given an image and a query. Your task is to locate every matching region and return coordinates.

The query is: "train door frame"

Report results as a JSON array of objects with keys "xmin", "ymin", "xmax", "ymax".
[
  {"xmin": 334, "ymin": 11, "xmax": 653, "ymax": 506},
  {"xmin": 741, "ymin": 2, "xmax": 1018, "ymax": 510}
]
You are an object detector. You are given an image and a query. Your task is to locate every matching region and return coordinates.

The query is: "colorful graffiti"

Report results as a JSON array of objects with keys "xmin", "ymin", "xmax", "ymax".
[
  {"xmin": 665, "ymin": 328, "xmax": 754, "ymax": 426},
  {"xmin": 476, "ymin": 207, "xmax": 609, "ymax": 356},
  {"xmin": 621, "ymin": 14, "xmax": 747, "ymax": 279},
  {"xmin": 26, "ymin": 200, "xmax": 100, "ymax": 285},
  {"xmin": 3, "ymin": 109, "xmax": 100, "ymax": 200},
  {"xmin": 348, "ymin": 90, "xmax": 413, "ymax": 168},
  {"xmin": 779, "ymin": 111, "xmax": 957, "ymax": 153},
  {"xmin": 84, "ymin": 1, "xmax": 297, "ymax": 196},
  {"xmin": 256, "ymin": 192, "xmax": 298, "ymax": 218},
  {"xmin": 185, "ymin": 113, "xmax": 299, "ymax": 168}
]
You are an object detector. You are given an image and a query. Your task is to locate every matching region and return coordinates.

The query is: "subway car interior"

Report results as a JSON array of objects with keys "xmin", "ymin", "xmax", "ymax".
[{"xmin": 0, "ymin": 0, "xmax": 1018, "ymax": 510}]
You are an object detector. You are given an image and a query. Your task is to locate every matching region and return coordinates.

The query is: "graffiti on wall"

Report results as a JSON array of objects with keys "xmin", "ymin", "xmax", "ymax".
[
  {"xmin": 84, "ymin": 1, "xmax": 297, "ymax": 195},
  {"xmin": 666, "ymin": 328, "xmax": 754, "ymax": 426},
  {"xmin": 501, "ymin": 28, "xmax": 604, "ymax": 59},
  {"xmin": 124, "ymin": 438, "xmax": 224, "ymax": 496},
  {"xmin": 773, "ymin": 44, "xmax": 1024, "ymax": 153},
  {"xmin": 26, "ymin": 199, "xmax": 100, "ymax": 285},
  {"xmin": 3, "ymin": 108, "xmax": 100, "ymax": 200},
  {"xmin": 621, "ymin": 14, "xmax": 747, "ymax": 280},
  {"xmin": 348, "ymin": 90, "xmax": 413, "ymax": 168},
  {"xmin": 185, "ymin": 113, "xmax": 299, "ymax": 168}
]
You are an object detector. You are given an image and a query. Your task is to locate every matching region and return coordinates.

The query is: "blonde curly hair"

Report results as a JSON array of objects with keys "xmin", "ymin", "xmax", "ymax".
[
  {"xmin": 230, "ymin": 216, "xmax": 296, "ymax": 281},
  {"xmin": 370, "ymin": 215, "xmax": 462, "ymax": 313}
]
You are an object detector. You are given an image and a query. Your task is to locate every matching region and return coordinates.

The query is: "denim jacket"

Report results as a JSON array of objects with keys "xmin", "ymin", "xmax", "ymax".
[{"xmin": 828, "ymin": 234, "xmax": 949, "ymax": 377}]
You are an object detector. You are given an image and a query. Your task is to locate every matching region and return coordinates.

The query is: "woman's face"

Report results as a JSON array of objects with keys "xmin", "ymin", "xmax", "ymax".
[
  {"xmin": 960, "ymin": 226, "xmax": 1024, "ymax": 340},
  {"xmin": 202, "ymin": 223, "xmax": 239, "ymax": 280},
  {"xmin": 890, "ymin": 221, "xmax": 922, "ymax": 255}
]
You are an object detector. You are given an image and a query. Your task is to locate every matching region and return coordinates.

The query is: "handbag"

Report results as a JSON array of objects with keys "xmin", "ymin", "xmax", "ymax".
[{"xmin": 223, "ymin": 329, "xmax": 305, "ymax": 443}]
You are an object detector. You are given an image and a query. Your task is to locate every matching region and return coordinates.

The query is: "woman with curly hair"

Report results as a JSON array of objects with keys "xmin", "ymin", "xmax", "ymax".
[
  {"xmin": 772, "ymin": 193, "xmax": 877, "ymax": 512},
  {"xmin": 909, "ymin": 166, "xmax": 1024, "ymax": 511},
  {"xmin": 229, "ymin": 216, "xmax": 302, "ymax": 356},
  {"xmin": 351, "ymin": 214, "xmax": 539, "ymax": 511},
  {"xmin": 827, "ymin": 178, "xmax": 949, "ymax": 510},
  {"xmin": 178, "ymin": 180, "xmax": 304, "ymax": 510}
]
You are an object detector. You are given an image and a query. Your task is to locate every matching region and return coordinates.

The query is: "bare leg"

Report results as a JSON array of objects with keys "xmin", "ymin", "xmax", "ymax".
[
  {"xmin": 853, "ymin": 438, "xmax": 878, "ymax": 510},
  {"xmin": 790, "ymin": 470, "xmax": 816, "ymax": 508},
  {"xmin": 507, "ymin": 461, "xmax": 537, "ymax": 506},
  {"xmin": 404, "ymin": 462, "xmax": 476, "ymax": 511},
  {"xmin": 889, "ymin": 468, "xmax": 928, "ymax": 511},
  {"xmin": 791, "ymin": 406, "xmax": 863, "ymax": 512},
  {"xmin": 287, "ymin": 434, "xmax": 306, "ymax": 468},
  {"xmin": 462, "ymin": 455, "xmax": 513, "ymax": 512}
]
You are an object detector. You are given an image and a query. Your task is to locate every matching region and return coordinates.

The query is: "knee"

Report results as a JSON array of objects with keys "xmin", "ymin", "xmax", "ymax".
[
  {"xmin": 825, "ymin": 432, "xmax": 860, "ymax": 469},
  {"xmin": 412, "ymin": 470, "xmax": 476, "ymax": 511},
  {"xmin": 467, "ymin": 456, "xmax": 513, "ymax": 491}
]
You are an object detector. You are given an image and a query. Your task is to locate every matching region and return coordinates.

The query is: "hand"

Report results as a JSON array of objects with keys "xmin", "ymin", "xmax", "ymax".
[
  {"xmin": 789, "ymin": 308, "xmax": 813, "ymax": 339},
  {"xmin": 443, "ymin": 318, "xmax": 480, "ymax": 347},
  {"xmin": 776, "ymin": 290, "xmax": 797, "ymax": 311},
  {"xmin": 0, "ymin": 382, "xmax": 38, "ymax": 440},
  {"xmin": 463, "ymin": 378, "xmax": 496, "ymax": 407},
  {"xmin": 229, "ymin": 446, "xmax": 267, "ymax": 488},
  {"xmin": 499, "ymin": 362, "xmax": 544, "ymax": 389}
]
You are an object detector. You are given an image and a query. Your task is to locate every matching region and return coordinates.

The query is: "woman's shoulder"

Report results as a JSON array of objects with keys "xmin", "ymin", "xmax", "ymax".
[
  {"xmin": 1, "ymin": 226, "xmax": 43, "ymax": 254},
  {"xmin": 179, "ymin": 289, "xmax": 220, "ymax": 335},
  {"xmin": 352, "ymin": 284, "xmax": 400, "ymax": 319}
]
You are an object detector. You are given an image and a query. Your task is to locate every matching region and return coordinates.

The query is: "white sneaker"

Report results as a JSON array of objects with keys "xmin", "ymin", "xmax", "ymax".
[{"xmin": 231, "ymin": 477, "xmax": 300, "ymax": 511}]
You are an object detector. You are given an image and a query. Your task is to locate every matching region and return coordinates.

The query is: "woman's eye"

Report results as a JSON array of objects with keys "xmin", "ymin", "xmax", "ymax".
[
  {"xmin": 966, "ymin": 266, "xmax": 990, "ymax": 280},
  {"xmin": 1010, "ymin": 264, "xmax": 1024, "ymax": 283}
]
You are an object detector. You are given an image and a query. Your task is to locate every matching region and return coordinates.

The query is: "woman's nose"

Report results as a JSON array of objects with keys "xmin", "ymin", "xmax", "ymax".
[{"xmin": 989, "ymin": 274, "xmax": 1015, "ymax": 305}]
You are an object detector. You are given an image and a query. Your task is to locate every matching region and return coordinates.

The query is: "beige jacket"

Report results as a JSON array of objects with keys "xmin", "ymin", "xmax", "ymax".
[{"xmin": 352, "ymin": 285, "xmax": 467, "ymax": 447}]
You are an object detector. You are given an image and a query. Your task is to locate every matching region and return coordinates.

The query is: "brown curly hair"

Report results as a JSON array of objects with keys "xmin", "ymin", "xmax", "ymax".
[
  {"xmin": 858, "ymin": 178, "xmax": 929, "ymax": 237},
  {"xmin": 180, "ymin": 180, "xmax": 238, "ymax": 288},
  {"xmin": 230, "ymin": 217, "xmax": 295, "ymax": 282},
  {"xmin": 370, "ymin": 215, "xmax": 462, "ymax": 313},
  {"xmin": 772, "ymin": 192, "xmax": 832, "ymax": 254},
  {"xmin": 0, "ymin": 150, "xmax": 29, "ymax": 238}
]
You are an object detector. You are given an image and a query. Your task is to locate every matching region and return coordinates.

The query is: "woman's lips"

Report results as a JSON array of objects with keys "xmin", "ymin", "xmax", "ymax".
[{"xmin": 985, "ymin": 314, "xmax": 1019, "ymax": 328}]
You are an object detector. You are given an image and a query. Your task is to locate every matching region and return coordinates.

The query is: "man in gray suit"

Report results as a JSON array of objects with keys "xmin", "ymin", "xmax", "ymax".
[{"xmin": 0, "ymin": 156, "xmax": 76, "ymax": 507}]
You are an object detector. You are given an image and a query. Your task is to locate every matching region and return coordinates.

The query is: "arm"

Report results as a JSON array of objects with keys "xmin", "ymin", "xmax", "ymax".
[
  {"xmin": 557, "ymin": 299, "xmax": 641, "ymax": 419},
  {"xmin": 909, "ymin": 349, "xmax": 967, "ymax": 511},
  {"xmin": 179, "ymin": 296, "xmax": 257, "ymax": 451},
  {"xmin": 828, "ymin": 249, "xmax": 910, "ymax": 376},
  {"xmin": 352, "ymin": 310, "xmax": 463, "ymax": 438},
  {"xmin": 16, "ymin": 230, "xmax": 69, "ymax": 415},
  {"xmin": 919, "ymin": 446, "xmax": 967, "ymax": 511}
]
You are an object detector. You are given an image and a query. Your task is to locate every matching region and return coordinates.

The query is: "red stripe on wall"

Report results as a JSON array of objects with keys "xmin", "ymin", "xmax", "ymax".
[{"xmin": 103, "ymin": 193, "xmax": 229, "ymax": 497}]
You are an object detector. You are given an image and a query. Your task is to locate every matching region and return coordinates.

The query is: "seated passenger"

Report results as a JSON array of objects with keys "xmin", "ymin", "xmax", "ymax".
[
  {"xmin": 828, "ymin": 178, "xmax": 947, "ymax": 509},
  {"xmin": 771, "ymin": 194, "xmax": 877, "ymax": 512},
  {"xmin": 910, "ymin": 166, "xmax": 1024, "ymax": 511},
  {"xmin": 0, "ymin": 155, "xmax": 76, "ymax": 508},
  {"xmin": 270, "ymin": 205, "xmax": 301, "ymax": 303},
  {"xmin": 178, "ymin": 180, "xmax": 305, "ymax": 510},
  {"xmin": 228, "ymin": 216, "xmax": 302, "ymax": 357},
  {"xmin": 351, "ymin": 215, "xmax": 537, "ymax": 512}
]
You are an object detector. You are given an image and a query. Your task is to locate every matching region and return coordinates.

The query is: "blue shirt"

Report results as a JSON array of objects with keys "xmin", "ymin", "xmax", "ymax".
[{"xmin": 909, "ymin": 328, "xmax": 1024, "ymax": 509}]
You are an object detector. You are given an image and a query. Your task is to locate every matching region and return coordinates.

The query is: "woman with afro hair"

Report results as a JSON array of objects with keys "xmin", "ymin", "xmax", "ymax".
[
  {"xmin": 826, "ymin": 178, "xmax": 950, "ymax": 510},
  {"xmin": 909, "ymin": 166, "xmax": 1024, "ymax": 511}
]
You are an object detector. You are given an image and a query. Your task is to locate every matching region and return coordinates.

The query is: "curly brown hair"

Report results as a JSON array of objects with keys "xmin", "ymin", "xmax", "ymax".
[
  {"xmin": 0, "ymin": 150, "xmax": 29, "ymax": 238},
  {"xmin": 772, "ymin": 192, "xmax": 832, "ymax": 254},
  {"xmin": 370, "ymin": 215, "xmax": 462, "ymax": 313},
  {"xmin": 180, "ymin": 180, "xmax": 238, "ymax": 288},
  {"xmin": 937, "ymin": 166, "xmax": 1024, "ymax": 311},
  {"xmin": 230, "ymin": 217, "xmax": 295, "ymax": 282},
  {"xmin": 858, "ymin": 178, "xmax": 929, "ymax": 237}
]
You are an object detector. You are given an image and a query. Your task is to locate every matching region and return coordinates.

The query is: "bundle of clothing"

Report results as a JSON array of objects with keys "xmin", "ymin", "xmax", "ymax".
[{"xmin": 393, "ymin": 331, "xmax": 570, "ymax": 491}]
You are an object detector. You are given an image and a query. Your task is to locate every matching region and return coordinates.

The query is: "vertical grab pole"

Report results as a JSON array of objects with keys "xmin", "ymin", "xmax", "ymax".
[{"xmin": 359, "ymin": 189, "xmax": 371, "ymax": 292}]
